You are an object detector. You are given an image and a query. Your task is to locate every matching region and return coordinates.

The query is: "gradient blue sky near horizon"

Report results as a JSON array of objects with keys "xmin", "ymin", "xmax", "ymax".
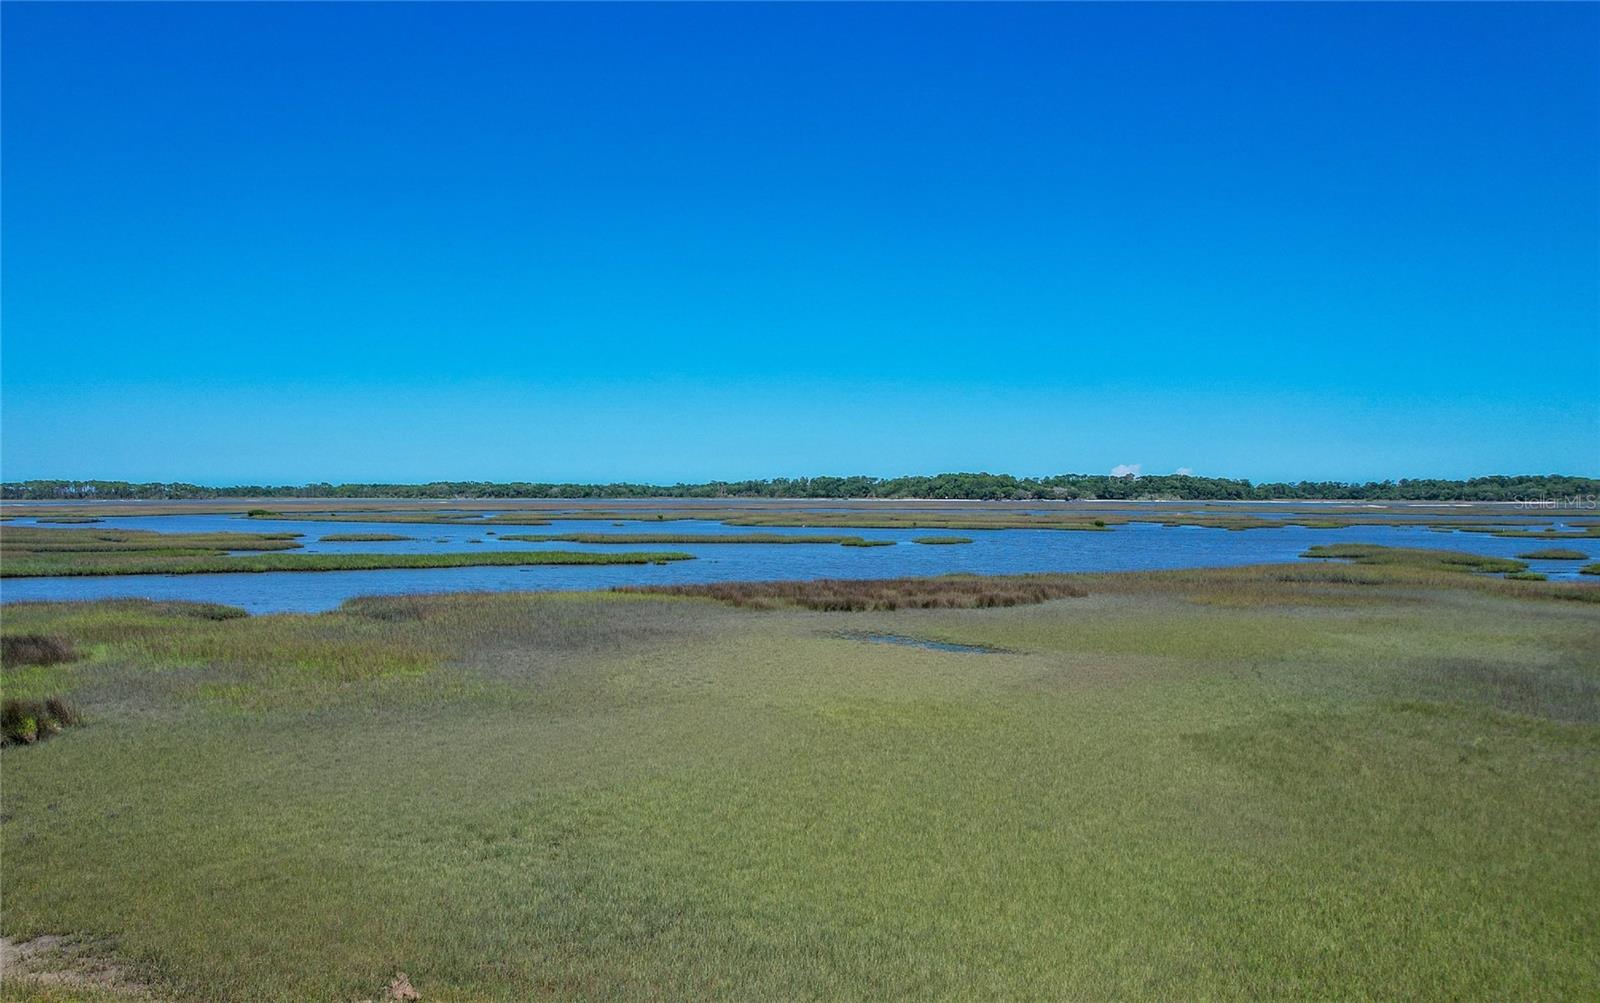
[{"xmin": 3, "ymin": 3, "xmax": 1596, "ymax": 485}]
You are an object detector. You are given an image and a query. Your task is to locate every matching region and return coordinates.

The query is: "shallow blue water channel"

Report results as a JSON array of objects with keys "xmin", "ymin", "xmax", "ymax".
[{"xmin": 1, "ymin": 512, "xmax": 1591, "ymax": 613}]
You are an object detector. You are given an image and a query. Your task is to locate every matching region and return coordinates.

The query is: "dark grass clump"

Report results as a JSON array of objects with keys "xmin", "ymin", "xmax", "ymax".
[
  {"xmin": 1505, "ymin": 571, "xmax": 1548, "ymax": 581},
  {"xmin": 317, "ymin": 533, "xmax": 414, "ymax": 542},
  {"xmin": 1, "ymin": 697, "xmax": 82, "ymax": 745},
  {"xmin": 620, "ymin": 574, "xmax": 1088, "ymax": 611},
  {"xmin": 911, "ymin": 536, "xmax": 973, "ymax": 545},
  {"xmin": 340, "ymin": 594, "xmax": 452, "ymax": 622},
  {"xmin": 1407, "ymin": 657, "xmax": 1600, "ymax": 725},
  {"xmin": 1, "ymin": 633, "xmax": 80, "ymax": 667},
  {"xmin": 1, "ymin": 599, "xmax": 248, "ymax": 624},
  {"xmin": 133, "ymin": 600, "xmax": 251, "ymax": 621},
  {"xmin": 1515, "ymin": 548, "xmax": 1589, "ymax": 561}
]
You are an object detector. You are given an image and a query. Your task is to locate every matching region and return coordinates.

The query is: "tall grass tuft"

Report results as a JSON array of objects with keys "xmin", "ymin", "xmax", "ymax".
[
  {"xmin": 1, "ymin": 633, "xmax": 80, "ymax": 667},
  {"xmin": 1, "ymin": 696, "xmax": 82, "ymax": 745}
]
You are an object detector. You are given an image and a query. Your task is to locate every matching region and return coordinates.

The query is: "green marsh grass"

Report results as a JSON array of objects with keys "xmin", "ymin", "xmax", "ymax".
[
  {"xmin": 244, "ymin": 511, "xmax": 557, "ymax": 527},
  {"xmin": 911, "ymin": 536, "xmax": 973, "ymax": 545},
  {"xmin": 551, "ymin": 509, "xmax": 1527, "ymax": 534},
  {"xmin": 724, "ymin": 511, "xmax": 1113, "ymax": 531},
  {"xmin": 316, "ymin": 533, "xmax": 414, "ymax": 542},
  {"xmin": 0, "ymin": 566, "xmax": 1597, "ymax": 999},
  {"xmin": 498, "ymin": 532, "xmax": 882, "ymax": 546},
  {"xmin": 1515, "ymin": 547, "xmax": 1590, "ymax": 561},
  {"xmin": 1301, "ymin": 543, "xmax": 1528, "ymax": 575},
  {"xmin": 623, "ymin": 574, "xmax": 1089, "ymax": 610},
  {"xmin": 0, "ymin": 526, "xmax": 693, "ymax": 577},
  {"xmin": 0, "ymin": 526, "xmax": 305, "ymax": 576},
  {"xmin": 1, "ymin": 526, "xmax": 302, "ymax": 554},
  {"xmin": 518, "ymin": 509, "xmax": 1120, "ymax": 531},
  {"xmin": 2, "ymin": 549, "xmax": 694, "ymax": 578},
  {"xmin": 1469, "ymin": 524, "xmax": 1600, "ymax": 539}
]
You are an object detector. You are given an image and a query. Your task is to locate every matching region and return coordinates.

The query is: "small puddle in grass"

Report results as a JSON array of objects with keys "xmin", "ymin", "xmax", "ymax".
[{"xmin": 837, "ymin": 631, "xmax": 1009, "ymax": 654}]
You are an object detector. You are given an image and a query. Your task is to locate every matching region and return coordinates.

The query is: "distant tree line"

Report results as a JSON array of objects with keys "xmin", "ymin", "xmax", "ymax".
[{"xmin": 3, "ymin": 473, "xmax": 1595, "ymax": 503}]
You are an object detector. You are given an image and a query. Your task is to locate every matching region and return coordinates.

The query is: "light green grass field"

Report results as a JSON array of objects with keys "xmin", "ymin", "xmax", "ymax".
[{"xmin": 2, "ymin": 560, "xmax": 1597, "ymax": 1001}]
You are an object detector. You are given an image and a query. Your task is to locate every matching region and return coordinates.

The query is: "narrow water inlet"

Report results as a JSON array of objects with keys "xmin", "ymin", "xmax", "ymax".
[{"xmin": 835, "ymin": 631, "xmax": 1010, "ymax": 654}]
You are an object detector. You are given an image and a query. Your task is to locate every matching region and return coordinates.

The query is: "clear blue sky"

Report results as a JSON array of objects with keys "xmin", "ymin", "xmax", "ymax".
[{"xmin": 3, "ymin": 3, "xmax": 1596, "ymax": 484}]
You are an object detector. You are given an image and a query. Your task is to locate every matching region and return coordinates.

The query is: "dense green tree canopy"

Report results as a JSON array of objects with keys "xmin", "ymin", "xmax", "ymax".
[{"xmin": 4, "ymin": 473, "xmax": 1595, "ymax": 503}]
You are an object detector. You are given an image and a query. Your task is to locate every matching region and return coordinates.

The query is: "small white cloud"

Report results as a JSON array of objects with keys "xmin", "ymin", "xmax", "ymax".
[
  {"xmin": 1111, "ymin": 463, "xmax": 1142, "ymax": 478},
  {"xmin": 1174, "ymin": 467, "xmax": 1193, "ymax": 476}
]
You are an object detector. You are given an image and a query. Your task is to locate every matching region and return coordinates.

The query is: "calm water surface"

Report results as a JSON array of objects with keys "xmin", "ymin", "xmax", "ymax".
[{"xmin": 1, "ymin": 512, "xmax": 1590, "ymax": 613}]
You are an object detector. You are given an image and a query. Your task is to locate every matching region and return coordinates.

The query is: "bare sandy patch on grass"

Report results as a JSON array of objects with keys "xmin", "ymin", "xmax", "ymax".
[{"xmin": 0, "ymin": 934, "xmax": 150, "ymax": 999}]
